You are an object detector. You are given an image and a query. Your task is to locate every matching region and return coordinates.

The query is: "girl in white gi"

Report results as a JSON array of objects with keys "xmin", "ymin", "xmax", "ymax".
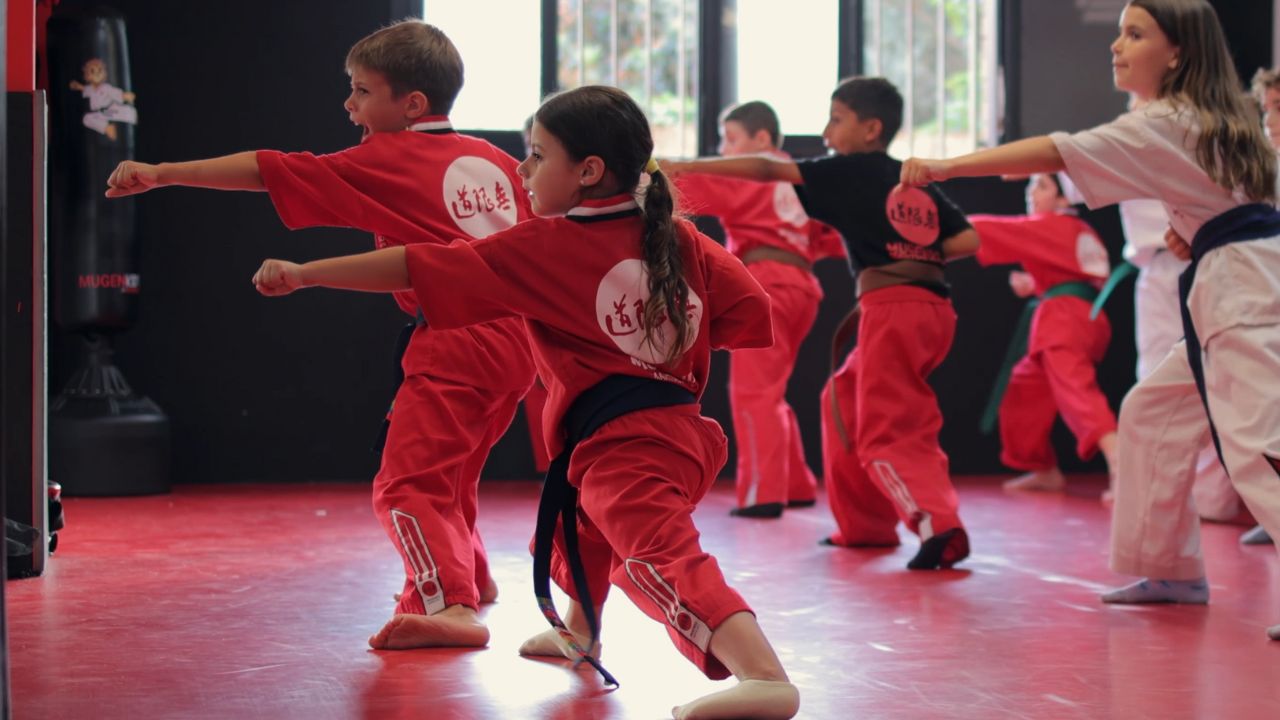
[{"xmin": 901, "ymin": 0, "xmax": 1280, "ymax": 640}]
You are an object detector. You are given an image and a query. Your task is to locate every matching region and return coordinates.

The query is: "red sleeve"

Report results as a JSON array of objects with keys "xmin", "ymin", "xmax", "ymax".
[
  {"xmin": 692, "ymin": 227, "xmax": 773, "ymax": 350},
  {"xmin": 404, "ymin": 224, "xmax": 538, "ymax": 330},
  {"xmin": 809, "ymin": 220, "xmax": 847, "ymax": 260},
  {"xmin": 675, "ymin": 173, "xmax": 746, "ymax": 219},
  {"xmin": 971, "ymin": 213, "xmax": 1107, "ymax": 276}
]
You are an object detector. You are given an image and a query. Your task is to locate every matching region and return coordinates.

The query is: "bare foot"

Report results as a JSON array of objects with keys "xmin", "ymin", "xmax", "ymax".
[
  {"xmin": 368, "ymin": 605, "xmax": 489, "ymax": 650},
  {"xmin": 1002, "ymin": 468, "xmax": 1065, "ymax": 492},
  {"xmin": 672, "ymin": 679, "xmax": 800, "ymax": 720},
  {"xmin": 479, "ymin": 575, "xmax": 499, "ymax": 604},
  {"xmin": 518, "ymin": 627, "xmax": 600, "ymax": 661}
]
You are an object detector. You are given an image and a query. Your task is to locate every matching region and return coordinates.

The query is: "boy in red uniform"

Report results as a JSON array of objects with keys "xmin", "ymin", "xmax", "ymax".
[
  {"xmin": 666, "ymin": 77, "xmax": 978, "ymax": 569},
  {"xmin": 967, "ymin": 173, "xmax": 1119, "ymax": 492},
  {"xmin": 106, "ymin": 21, "xmax": 536, "ymax": 649},
  {"xmin": 676, "ymin": 101, "xmax": 846, "ymax": 517},
  {"xmin": 252, "ymin": 85, "xmax": 801, "ymax": 720}
]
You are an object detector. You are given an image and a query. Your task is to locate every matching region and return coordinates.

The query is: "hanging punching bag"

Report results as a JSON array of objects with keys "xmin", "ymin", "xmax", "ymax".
[
  {"xmin": 47, "ymin": 5, "xmax": 170, "ymax": 497},
  {"xmin": 48, "ymin": 6, "xmax": 138, "ymax": 331}
]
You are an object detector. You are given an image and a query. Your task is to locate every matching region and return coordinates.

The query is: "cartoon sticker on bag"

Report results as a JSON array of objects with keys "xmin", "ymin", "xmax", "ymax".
[{"xmin": 70, "ymin": 58, "xmax": 138, "ymax": 141}]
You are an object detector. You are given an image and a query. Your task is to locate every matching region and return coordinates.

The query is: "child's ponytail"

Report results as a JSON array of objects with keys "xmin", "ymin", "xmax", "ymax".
[{"xmin": 640, "ymin": 168, "xmax": 691, "ymax": 365}]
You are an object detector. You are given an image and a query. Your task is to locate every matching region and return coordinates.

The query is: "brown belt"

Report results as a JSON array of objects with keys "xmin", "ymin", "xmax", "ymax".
[
  {"xmin": 740, "ymin": 245, "xmax": 811, "ymax": 271},
  {"xmin": 829, "ymin": 260, "xmax": 948, "ymax": 448}
]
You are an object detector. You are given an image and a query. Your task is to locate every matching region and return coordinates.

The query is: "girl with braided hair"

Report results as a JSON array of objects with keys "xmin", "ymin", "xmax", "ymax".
[{"xmin": 251, "ymin": 85, "xmax": 800, "ymax": 719}]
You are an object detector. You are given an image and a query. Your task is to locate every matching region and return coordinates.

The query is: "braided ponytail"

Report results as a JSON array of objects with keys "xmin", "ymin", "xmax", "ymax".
[
  {"xmin": 640, "ymin": 169, "xmax": 691, "ymax": 365},
  {"xmin": 536, "ymin": 86, "xmax": 694, "ymax": 367}
]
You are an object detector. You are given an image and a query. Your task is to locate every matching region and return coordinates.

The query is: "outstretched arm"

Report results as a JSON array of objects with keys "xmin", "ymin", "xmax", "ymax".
[
  {"xmin": 253, "ymin": 247, "xmax": 410, "ymax": 297},
  {"xmin": 900, "ymin": 136, "xmax": 1064, "ymax": 186},
  {"xmin": 662, "ymin": 155, "xmax": 803, "ymax": 185},
  {"xmin": 940, "ymin": 228, "xmax": 979, "ymax": 261},
  {"xmin": 106, "ymin": 151, "xmax": 264, "ymax": 197}
]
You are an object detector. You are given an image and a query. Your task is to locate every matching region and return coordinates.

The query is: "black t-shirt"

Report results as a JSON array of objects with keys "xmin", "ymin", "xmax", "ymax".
[{"xmin": 795, "ymin": 151, "xmax": 970, "ymax": 273}]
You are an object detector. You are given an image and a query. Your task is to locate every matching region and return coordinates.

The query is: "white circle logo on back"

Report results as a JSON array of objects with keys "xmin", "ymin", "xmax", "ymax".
[
  {"xmin": 772, "ymin": 182, "xmax": 807, "ymax": 228},
  {"xmin": 442, "ymin": 156, "xmax": 519, "ymax": 238},
  {"xmin": 596, "ymin": 259, "xmax": 704, "ymax": 365},
  {"xmin": 1075, "ymin": 232, "xmax": 1110, "ymax": 278}
]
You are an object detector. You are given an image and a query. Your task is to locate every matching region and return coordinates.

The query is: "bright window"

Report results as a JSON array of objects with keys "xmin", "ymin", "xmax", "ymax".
[
  {"xmin": 732, "ymin": 0, "xmax": 840, "ymax": 139},
  {"xmin": 863, "ymin": 0, "xmax": 1001, "ymax": 157},
  {"xmin": 423, "ymin": 2, "xmax": 542, "ymax": 131},
  {"xmin": 556, "ymin": 0, "xmax": 700, "ymax": 157}
]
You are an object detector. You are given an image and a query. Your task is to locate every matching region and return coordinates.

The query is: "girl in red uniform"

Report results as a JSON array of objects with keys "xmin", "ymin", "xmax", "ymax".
[
  {"xmin": 968, "ymin": 174, "xmax": 1119, "ymax": 493},
  {"xmin": 252, "ymin": 86, "xmax": 800, "ymax": 720}
]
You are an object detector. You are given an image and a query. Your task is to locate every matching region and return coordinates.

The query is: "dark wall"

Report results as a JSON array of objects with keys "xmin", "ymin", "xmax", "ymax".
[{"xmin": 46, "ymin": 1, "xmax": 1270, "ymax": 485}]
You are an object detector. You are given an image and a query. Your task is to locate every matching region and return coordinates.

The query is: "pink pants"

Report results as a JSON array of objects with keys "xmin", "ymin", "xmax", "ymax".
[
  {"xmin": 546, "ymin": 405, "xmax": 752, "ymax": 680},
  {"xmin": 378, "ymin": 324, "xmax": 534, "ymax": 614},
  {"xmin": 999, "ymin": 296, "xmax": 1117, "ymax": 469},
  {"xmin": 730, "ymin": 261, "xmax": 823, "ymax": 507},
  {"xmin": 820, "ymin": 286, "xmax": 961, "ymax": 546}
]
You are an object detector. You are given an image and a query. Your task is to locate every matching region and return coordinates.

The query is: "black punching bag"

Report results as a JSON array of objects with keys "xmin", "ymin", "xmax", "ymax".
[{"xmin": 47, "ymin": 5, "xmax": 170, "ymax": 496}]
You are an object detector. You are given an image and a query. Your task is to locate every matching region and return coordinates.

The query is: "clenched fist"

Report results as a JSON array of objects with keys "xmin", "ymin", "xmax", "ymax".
[
  {"xmin": 105, "ymin": 160, "xmax": 163, "ymax": 197},
  {"xmin": 253, "ymin": 259, "xmax": 306, "ymax": 297}
]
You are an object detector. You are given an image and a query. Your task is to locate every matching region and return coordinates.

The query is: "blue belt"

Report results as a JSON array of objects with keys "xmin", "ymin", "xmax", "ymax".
[{"xmin": 1178, "ymin": 203, "xmax": 1280, "ymax": 472}]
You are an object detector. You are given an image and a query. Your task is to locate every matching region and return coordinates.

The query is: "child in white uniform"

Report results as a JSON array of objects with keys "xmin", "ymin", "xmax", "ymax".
[{"xmin": 901, "ymin": 0, "xmax": 1280, "ymax": 639}]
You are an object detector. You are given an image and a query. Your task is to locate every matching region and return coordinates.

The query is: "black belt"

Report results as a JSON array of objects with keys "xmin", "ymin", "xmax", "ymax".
[
  {"xmin": 371, "ymin": 310, "xmax": 426, "ymax": 454},
  {"xmin": 533, "ymin": 374, "xmax": 697, "ymax": 687},
  {"xmin": 1178, "ymin": 203, "xmax": 1280, "ymax": 472}
]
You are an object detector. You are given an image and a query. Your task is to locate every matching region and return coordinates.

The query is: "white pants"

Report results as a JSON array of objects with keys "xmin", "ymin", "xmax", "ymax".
[
  {"xmin": 1111, "ymin": 237, "xmax": 1280, "ymax": 579},
  {"xmin": 1134, "ymin": 250, "xmax": 1239, "ymax": 521}
]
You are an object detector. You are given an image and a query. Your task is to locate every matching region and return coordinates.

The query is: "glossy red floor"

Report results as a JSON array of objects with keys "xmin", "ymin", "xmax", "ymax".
[{"xmin": 8, "ymin": 477, "xmax": 1279, "ymax": 719}]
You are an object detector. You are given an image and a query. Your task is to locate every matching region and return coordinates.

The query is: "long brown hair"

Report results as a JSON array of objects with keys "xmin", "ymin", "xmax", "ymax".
[
  {"xmin": 1130, "ymin": 0, "xmax": 1276, "ymax": 202},
  {"xmin": 535, "ymin": 86, "xmax": 692, "ymax": 365}
]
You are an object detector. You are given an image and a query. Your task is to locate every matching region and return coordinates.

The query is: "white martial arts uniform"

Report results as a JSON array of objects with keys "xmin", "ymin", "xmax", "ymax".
[
  {"xmin": 1120, "ymin": 199, "xmax": 1240, "ymax": 522},
  {"xmin": 1052, "ymin": 100, "xmax": 1280, "ymax": 581}
]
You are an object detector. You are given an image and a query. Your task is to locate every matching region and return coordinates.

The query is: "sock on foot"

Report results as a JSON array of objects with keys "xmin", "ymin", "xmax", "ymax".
[
  {"xmin": 729, "ymin": 502, "xmax": 784, "ymax": 519},
  {"xmin": 1241, "ymin": 525, "xmax": 1273, "ymax": 545},
  {"xmin": 1100, "ymin": 577, "xmax": 1209, "ymax": 604}
]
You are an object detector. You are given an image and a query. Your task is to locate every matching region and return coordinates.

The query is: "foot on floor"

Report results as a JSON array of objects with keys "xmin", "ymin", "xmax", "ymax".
[
  {"xmin": 368, "ymin": 609, "xmax": 490, "ymax": 649},
  {"xmin": 518, "ymin": 627, "xmax": 600, "ymax": 661},
  {"xmin": 729, "ymin": 502, "xmax": 785, "ymax": 519},
  {"xmin": 1100, "ymin": 578, "xmax": 1209, "ymax": 604},
  {"xmin": 907, "ymin": 527, "xmax": 970, "ymax": 570},
  {"xmin": 1002, "ymin": 468, "xmax": 1065, "ymax": 492},
  {"xmin": 671, "ymin": 679, "xmax": 800, "ymax": 720},
  {"xmin": 1240, "ymin": 525, "xmax": 1273, "ymax": 545}
]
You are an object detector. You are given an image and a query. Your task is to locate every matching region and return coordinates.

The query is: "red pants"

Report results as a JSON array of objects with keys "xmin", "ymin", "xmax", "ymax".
[
  {"xmin": 730, "ymin": 261, "xmax": 822, "ymax": 507},
  {"xmin": 820, "ymin": 286, "xmax": 960, "ymax": 546},
  {"xmin": 545, "ymin": 405, "xmax": 751, "ymax": 680},
  {"xmin": 378, "ymin": 323, "xmax": 534, "ymax": 615},
  {"xmin": 999, "ymin": 297, "xmax": 1116, "ymax": 469}
]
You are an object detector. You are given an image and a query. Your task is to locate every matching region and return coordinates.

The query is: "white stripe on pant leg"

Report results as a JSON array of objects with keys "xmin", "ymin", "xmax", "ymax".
[
  {"xmin": 390, "ymin": 508, "xmax": 446, "ymax": 614},
  {"xmin": 623, "ymin": 558, "xmax": 712, "ymax": 651},
  {"xmin": 743, "ymin": 413, "xmax": 760, "ymax": 506},
  {"xmin": 871, "ymin": 460, "xmax": 933, "ymax": 540}
]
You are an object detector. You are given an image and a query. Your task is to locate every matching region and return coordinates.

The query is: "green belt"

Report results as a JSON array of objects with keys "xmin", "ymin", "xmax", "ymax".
[
  {"xmin": 1089, "ymin": 261, "xmax": 1138, "ymax": 320},
  {"xmin": 980, "ymin": 281, "xmax": 1100, "ymax": 434}
]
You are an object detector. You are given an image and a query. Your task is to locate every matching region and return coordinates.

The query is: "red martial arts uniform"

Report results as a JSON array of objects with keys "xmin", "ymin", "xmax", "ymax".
[
  {"xmin": 677, "ymin": 151, "xmax": 846, "ymax": 509},
  {"xmin": 257, "ymin": 117, "xmax": 537, "ymax": 613},
  {"xmin": 795, "ymin": 152, "xmax": 971, "ymax": 552},
  {"xmin": 405, "ymin": 195, "xmax": 773, "ymax": 678},
  {"xmin": 969, "ymin": 212, "xmax": 1117, "ymax": 468}
]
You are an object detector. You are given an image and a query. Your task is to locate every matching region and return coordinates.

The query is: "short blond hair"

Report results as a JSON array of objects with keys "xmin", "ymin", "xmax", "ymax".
[{"xmin": 346, "ymin": 21, "xmax": 463, "ymax": 115}]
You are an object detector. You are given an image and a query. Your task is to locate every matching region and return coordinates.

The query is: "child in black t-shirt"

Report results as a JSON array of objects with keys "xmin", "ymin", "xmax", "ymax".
[{"xmin": 666, "ymin": 77, "xmax": 978, "ymax": 569}]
